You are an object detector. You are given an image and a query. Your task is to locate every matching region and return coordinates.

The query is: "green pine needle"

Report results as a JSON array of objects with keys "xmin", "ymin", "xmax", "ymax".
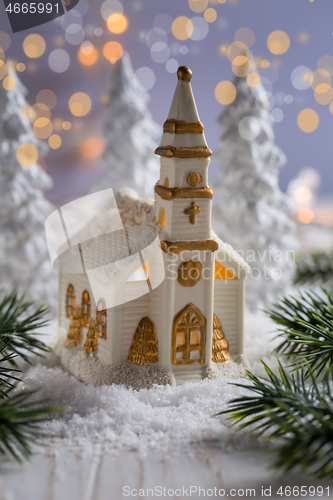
[
  {"xmin": 0, "ymin": 288, "xmax": 51, "ymax": 365},
  {"xmin": 294, "ymin": 250, "xmax": 333, "ymax": 286},
  {"xmin": 218, "ymin": 359, "xmax": 333, "ymax": 479},
  {"xmin": 267, "ymin": 288, "xmax": 333, "ymax": 377},
  {"xmin": 0, "ymin": 386, "xmax": 63, "ymax": 462},
  {"xmin": 0, "ymin": 339, "xmax": 22, "ymax": 397}
]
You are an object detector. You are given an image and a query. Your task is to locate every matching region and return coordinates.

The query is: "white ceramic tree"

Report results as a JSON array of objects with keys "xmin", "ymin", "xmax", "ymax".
[
  {"xmin": 211, "ymin": 75, "xmax": 297, "ymax": 311},
  {"xmin": 92, "ymin": 52, "xmax": 160, "ymax": 197},
  {"xmin": 0, "ymin": 62, "xmax": 57, "ymax": 310}
]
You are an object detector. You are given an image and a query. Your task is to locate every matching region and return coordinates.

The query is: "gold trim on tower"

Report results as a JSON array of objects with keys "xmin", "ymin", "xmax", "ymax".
[
  {"xmin": 155, "ymin": 145, "xmax": 212, "ymax": 158},
  {"xmin": 163, "ymin": 119, "xmax": 204, "ymax": 135},
  {"xmin": 160, "ymin": 239, "xmax": 218, "ymax": 254},
  {"xmin": 155, "ymin": 185, "xmax": 213, "ymax": 200}
]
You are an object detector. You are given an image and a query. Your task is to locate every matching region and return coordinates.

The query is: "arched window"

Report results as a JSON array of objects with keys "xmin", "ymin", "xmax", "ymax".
[
  {"xmin": 66, "ymin": 284, "xmax": 75, "ymax": 319},
  {"xmin": 163, "ymin": 176, "xmax": 169, "ymax": 187},
  {"xmin": 81, "ymin": 290, "xmax": 91, "ymax": 327},
  {"xmin": 158, "ymin": 206, "xmax": 166, "ymax": 226},
  {"xmin": 171, "ymin": 303, "xmax": 206, "ymax": 365},
  {"xmin": 128, "ymin": 317, "xmax": 158, "ymax": 365},
  {"xmin": 96, "ymin": 299, "xmax": 107, "ymax": 340}
]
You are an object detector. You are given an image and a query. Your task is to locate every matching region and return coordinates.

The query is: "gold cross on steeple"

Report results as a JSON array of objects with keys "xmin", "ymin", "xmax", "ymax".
[{"xmin": 184, "ymin": 202, "xmax": 201, "ymax": 225}]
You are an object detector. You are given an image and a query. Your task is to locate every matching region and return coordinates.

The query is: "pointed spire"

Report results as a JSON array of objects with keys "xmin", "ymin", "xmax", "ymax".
[{"xmin": 155, "ymin": 66, "xmax": 212, "ymax": 159}]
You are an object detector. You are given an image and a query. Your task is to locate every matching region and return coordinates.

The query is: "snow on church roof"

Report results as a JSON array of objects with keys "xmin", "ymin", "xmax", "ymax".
[
  {"xmin": 212, "ymin": 230, "xmax": 251, "ymax": 280},
  {"xmin": 155, "ymin": 66, "xmax": 212, "ymax": 158}
]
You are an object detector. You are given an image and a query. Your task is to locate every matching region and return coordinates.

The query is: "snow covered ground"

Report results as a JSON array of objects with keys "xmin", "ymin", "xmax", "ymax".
[{"xmin": 0, "ymin": 310, "xmax": 330, "ymax": 499}]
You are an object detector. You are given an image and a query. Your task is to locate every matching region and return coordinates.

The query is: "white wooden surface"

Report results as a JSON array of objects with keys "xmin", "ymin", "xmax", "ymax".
[{"xmin": 0, "ymin": 441, "xmax": 329, "ymax": 500}]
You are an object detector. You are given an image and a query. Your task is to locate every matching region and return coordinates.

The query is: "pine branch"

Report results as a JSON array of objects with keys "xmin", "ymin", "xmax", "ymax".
[
  {"xmin": 294, "ymin": 250, "xmax": 333, "ymax": 286},
  {"xmin": 0, "ymin": 289, "xmax": 51, "ymax": 365},
  {"xmin": 267, "ymin": 289, "xmax": 333, "ymax": 377},
  {"xmin": 0, "ymin": 385, "xmax": 63, "ymax": 462},
  {"xmin": 0, "ymin": 339, "xmax": 22, "ymax": 397},
  {"xmin": 218, "ymin": 359, "xmax": 333, "ymax": 479}
]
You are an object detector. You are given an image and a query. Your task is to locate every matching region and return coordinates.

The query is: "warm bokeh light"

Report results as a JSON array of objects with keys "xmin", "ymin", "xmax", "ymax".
[
  {"xmin": 314, "ymin": 83, "xmax": 333, "ymax": 105},
  {"xmin": 218, "ymin": 0, "xmax": 227, "ymax": 3},
  {"xmin": 317, "ymin": 55, "xmax": 333, "ymax": 75},
  {"xmin": 267, "ymin": 30, "xmax": 290, "ymax": 55},
  {"xmin": 69, "ymin": 92, "xmax": 92, "ymax": 117},
  {"xmin": 36, "ymin": 89, "xmax": 57, "ymax": 110},
  {"xmin": 79, "ymin": 137, "xmax": 106, "ymax": 159},
  {"xmin": 261, "ymin": 59, "xmax": 270, "ymax": 68},
  {"xmin": 219, "ymin": 44, "xmax": 228, "ymax": 56},
  {"xmin": 28, "ymin": 103, "xmax": 51, "ymax": 124},
  {"xmin": 234, "ymin": 27, "xmax": 255, "ymax": 48},
  {"xmin": 33, "ymin": 117, "xmax": 53, "ymax": 139},
  {"xmin": 0, "ymin": 60, "xmax": 7, "ymax": 80},
  {"xmin": 54, "ymin": 35, "xmax": 65, "ymax": 47},
  {"xmin": 78, "ymin": 46, "xmax": 99, "ymax": 66},
  {"xmin": 247, "ymin": 72, "xmax": 260, "ymax": 87},
  {"xmin": 297, "ymin": 109, "xmax": 319, "ymax": 133},
  {"xmin": 16, "ymin": 63, "xmax": 25, "ymax": 72},
  {"xmin": 107, "ymin": 13, "xmax": 128, "ymax": 34},
  {"xmin": 294, "ymin": 186, "xmax": 312, "ymax": 204},
  {"xmin": 227, "ymin": 41, "xmax": 249, "ymax": 63},
  {"xmin": 16, "ymin": 142, "xmax": 38, "ymax": 167},
  {"xmin": 298, "ymin": 208, "xmax": 314, "ymax": 224},
  {"xmin": 215, "ymin": 81, "xmax": 237, "ymax": 105},
  {"xmin": 189, "ymin": 0, "xmax": 208, "ymax": 13},
  {"xmin": 310, "ymin": 69, "xmax": 331, "ymax": 90},
  {"xmin": 298, "ymin": 32, "xmax": 309, "ymax": 44},
  {"xmin": 204, "ymin": 8, "xmax": 217, "ymax": 22},
  {"xmin": 52, "ymin": 118, "xmax": 63, "ymax": 132},
  {"xmin": 103, "ymin": 41, "xmax": 123, "ymax": 63},
  {"xmin": 172, "ymin": 16, "xmax": 194, "ymax": 41},
  {"xmin": 23, "ymin": 34, "xmax": 46, "ymax": 59},
  {"xmin": 3, "ymin": 75, "xmax": 16, "ymax": 91},
  {"xmin": 48, "ymin": 134, "xmax": 62, "ymax": 149},
  {"xmin": 0, "ymin": 31, "xmax": 11, "ymax": 52},
  {"xmin": 232, "ymin": 55, "xmax": 251, "ymax": 77},
  {"xmin": 62, "ymin": 121, "xmax": 72, "ymax": 130}
]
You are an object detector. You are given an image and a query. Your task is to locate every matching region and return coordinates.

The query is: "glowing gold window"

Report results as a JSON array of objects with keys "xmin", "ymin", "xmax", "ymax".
[
  {"xmin": 171, "ymin": 303, "xmax": 206, "ymax": 365},
  {"xmin": 81, "ymin": 290, "xmax": 91, "ymax": 327},
  {"xmin": 214, "ymin": 260, "xmax": 238, "ymax": 280},
  {"xmin": 66, "ymin": 284, "xmax": 75, "ymax": 319},
  {"xmin": 96, "ymin": 299, "xmax": 107, "ymax": 340},
  {"xmin": 158, "ymin": 206, "xmax": 166, "ymax": 226}
]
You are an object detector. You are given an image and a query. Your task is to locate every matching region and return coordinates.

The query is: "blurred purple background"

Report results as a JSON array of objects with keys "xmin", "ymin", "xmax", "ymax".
[{"xmin": 0, "ymin": 0, "xmax": 332, "ymax": 205}]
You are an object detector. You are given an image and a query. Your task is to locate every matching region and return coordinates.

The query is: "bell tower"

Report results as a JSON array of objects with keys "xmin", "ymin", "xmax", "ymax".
[{"xmin": 152, "ymin": 66, "xmax": 218, "ymax": 384}]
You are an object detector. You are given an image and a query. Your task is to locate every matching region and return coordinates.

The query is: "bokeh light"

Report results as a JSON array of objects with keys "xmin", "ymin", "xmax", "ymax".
[
  {"xmin": 291, "ymin": 66, "xmax": 312, "ymax": 90},
  {"xmin": 54, "ymin": 35, "xmax": 65, "ymax": 47},
  {"xmin": 150, "ymin": 42, "xmax": 170, "ymax": 63},
  {"xmin": 188, "ymin": 0, "xmax": 208, "ymax": 13},
  {"xmin": 255, "ymin": 91, "xmax": 275, "ymax": 112},
  {"xmin": 204, "ymin": 8, "xmax": 217, "ymax": 22},
  {"xmin": 107, "ymin": 13, "xmax": 128, "ymax": 33},
  {"xmin": 267, "ymin": 30, "xmax": 290, "ymax": 55},
  {"xmin": 100, "ymin": 0, "xmax": 123, "ymax": 21},
  {"xmin": 23, "ymin": 34, "xmax": 46, "ymax": 58},
  {"xmin": 238, "ymin": 116, "xmax": 260, "ymax": 140},
  {"xmin": 135, "ymin": 67, "xmax": 156, "ymax": 91},
  {"xmin": 285, "ymin": 95, "xmax": 293, "ymax": 104},
  {"xmin": 69, "ymin": 92, "xmax": 92, "ymax": 117},
  {"xmin": 317, "ymin": 55, "xmax": 333, "ymax": 75},
  {"xmin": 28, "ymin": 103, "xmax": 51, "ymax": 124},
  {"xmin": 310, "ymin": 69, "xmax": 331, "ymax": 90},
  {"xmin": 62, "ymin": 121, "xmax": 72, "ymax": 130},
  {"xmin": 232, "ymin": 55, "xmax": 251, "ymax": 77},
  {"xmin": 33, "ymin": 117, "xmax": 53, "ymax": 139},
  {"xmin": 219, "ymin": 44, "xmax": 228, "ymax": 56},
  {"xmin": 146, "ymin": 28, "xmax": 168, "ymax": 49},
  {"xmin": 298, "ymin": 208, "xmax": 314, "ymax": 224},
  {"xmin": 294, "ymin": 186, "xmax": 312, "ymax": 204},
  {"xmin": 94, "ymin": 27, "xmax": 104, "ymax": 37},
  {"xmin": 297, "ymin": 109, "xmax": 319, "ymax": 133},
  {"xmin": 189, "ymin": 17, "xmax": 209, "ymax": 41},
  {"xmin": 36, "ymin": 89, "xmax": 57, "ymax": 110},
  {"xmin": 52, "ymin": 118, "xmax": 63, "ymax": 132},
  {"xmin": 153, "ymin": 13, "xmax": 173, "ymax": 33},
  {"xmin": 0, "ymin": 60, "xmax": 7, "ymax": 80},
  {"xmin": 261, "ymin": 59, "xmax": 270, "ymax": 69},
  {"xmin": 172, "ymin": 17, "xmax": 193, "ymax": 40},
  {"xmin": 0, "ymin": 31, "xmax": 11, "ymax": 52},
  {"xmin": 298, "ymin": 32, "xmax": 309, "ymax": 44},
  {"xmin": 48, "ymin": 49, "xmax": 70, "ymax": 73},
  {"xmin": 247, "ymin": 72, "xmax": 260, "ymax": 87},
  {"xmin": 103, "ymin": 41, "xmax": 123, "ymax": 63},
  {"xmin": 270, "ymin": 108, "xmax": 284, "ymax": 123},
  {"xmin": 234, "ymin": 27, "xmax": 255, "ymax": 48},
  {"xmin": 215, "ymin": 81, "xmax": 237, "ymax": 105},
  {"xmin": 65, "ymin": 24, "xmax": 85, "ymax": 46},
  {"xmin": 49, "ymin": 134, "xmax": 62, "ymax": 149},
  {"xmin": 227, "ymin": 41, "xmax": 249, "ymax": 63},
  {"xmin": 3, "ymin": 76, "xmax": 16, "ymax": 91},
  {"xmin": 314, "ymin": 83, "xmax": 333, "ymax": 105},
  {"xmin": 78, "ymin": 44, "xmax": 99, "ymax": 66},
  {"xmin": 16, "ymin": 62, "xmax": 25, "ymax": 72},
  {"xmin": 16, "ymin": 143, "xmax": 38, "ymax": 167},
  {"xmin": 166, "ymin": 59, "xmax": 178, "ymax": 73},
  {"xmin": 79, "ymin": 137, "xmax": 106, "ymax": 158}
]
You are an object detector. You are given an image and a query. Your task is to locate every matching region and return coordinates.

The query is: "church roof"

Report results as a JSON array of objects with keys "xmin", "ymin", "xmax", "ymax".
[{"xmin": 155, "ymin": 66, "xmax": 212, "ymax": 159}]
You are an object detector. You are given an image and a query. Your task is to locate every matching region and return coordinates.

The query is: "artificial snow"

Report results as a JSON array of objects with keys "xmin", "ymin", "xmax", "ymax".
[{"xmin": 18, "ymin": 310, "xmax": 279, "ymax": 457}]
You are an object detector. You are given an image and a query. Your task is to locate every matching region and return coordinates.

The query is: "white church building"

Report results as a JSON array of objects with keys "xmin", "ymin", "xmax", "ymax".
[{"xmin": 57, "ymin": 66, "xmax": 250, "ymax": 385}]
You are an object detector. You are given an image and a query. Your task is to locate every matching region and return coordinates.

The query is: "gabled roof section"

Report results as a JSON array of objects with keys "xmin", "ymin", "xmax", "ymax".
[
  {"xmin": 155, "ymin": 66, "xmax": 212, "ymax": 159},
  {"xmin": 212, "ymin": 231, "xmax": 251, "ymax": 280}
]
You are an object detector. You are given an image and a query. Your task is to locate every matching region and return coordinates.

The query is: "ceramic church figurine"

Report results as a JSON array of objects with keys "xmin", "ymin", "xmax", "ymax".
[{"xmin": 57, "ymin": 66, "xmax": 250, "ymax": 386}]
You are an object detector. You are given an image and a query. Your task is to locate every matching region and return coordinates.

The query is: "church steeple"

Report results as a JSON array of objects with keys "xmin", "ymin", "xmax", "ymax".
[{"xmin": 155, "ymin": 66, "xmax": 212, "ymax": 159}]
